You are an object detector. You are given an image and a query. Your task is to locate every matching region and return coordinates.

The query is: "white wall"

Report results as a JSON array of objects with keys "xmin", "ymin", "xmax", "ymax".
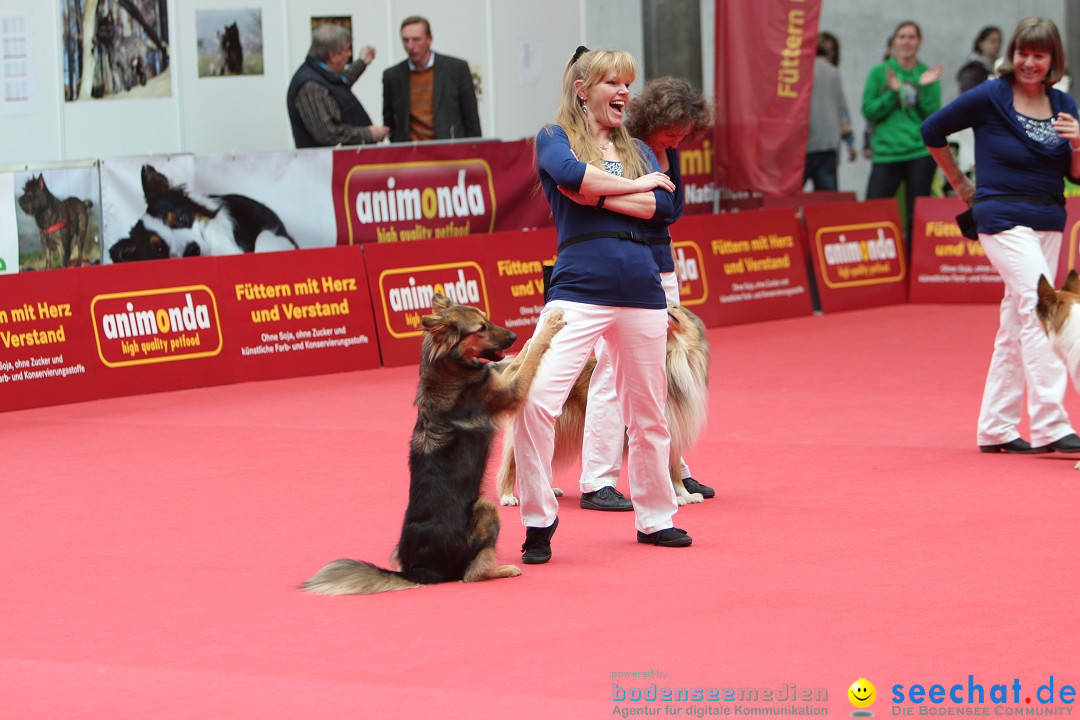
[
  {"xmin": 0, "ymin": 1, "xmax": 65, "ymax": 163},
  {"xmin": 0, "ymin": 0, "xmax": 608, "ymax": 166},
  {"xmin": 817, "ymin": 0, "xmax": 1068, "ymax": 198},
  {"xmin": 1, "ymin": 0, "xmax": 1071, "ymax": 175}
]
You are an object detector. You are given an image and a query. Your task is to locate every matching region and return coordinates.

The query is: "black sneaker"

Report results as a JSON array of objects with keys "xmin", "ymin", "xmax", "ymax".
[
  {"xmin": 682, "ymin": 477, "xmax": 715, "ymax": 499},
  {"xmin": 580, "ymin": 486, "xmax": 633, "ymax": 511},
  {"xmin": 521, "ymin": 517, "xmax": 559, "ymax": 564},
  {"xmin": 637, "ymin": 527, "xmax": 692, "ymax": 547}
]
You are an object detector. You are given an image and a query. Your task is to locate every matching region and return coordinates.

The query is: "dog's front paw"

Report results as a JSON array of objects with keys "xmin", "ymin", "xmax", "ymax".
[
  {"xmin": 544, "ymin": 309, "xmax": 566, "ymax": 334},
  {"xmin": 676, "ymin": 492, "xmax": 704, "ymax": 506},
  {"xmin": 1074, "ymin": 460, "xmax": 1080, "ymax": 471},
  {"xmin": 499, "ymin": 493, "xmax": 519, "ymax": 506}
]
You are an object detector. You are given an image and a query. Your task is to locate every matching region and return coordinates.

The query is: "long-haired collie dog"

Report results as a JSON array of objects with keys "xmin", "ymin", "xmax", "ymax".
[
  {"xmin": 109, "ymin": 164, "xmax": 297, "ymax": 262},
  {"xmin": 496, "ymin": 303, "xmax": 710, "ymax": 506},
  {"xmin": 1037, "ymin": 270, "xmax": 1080, "ymax": 387},
  {"xmin": 303, "ymin": 294, "xmax": 565, "ymax": 595},
  {"xmin": 1036, "ymin": 270, "xmax": 1080, "ymax": 468}
]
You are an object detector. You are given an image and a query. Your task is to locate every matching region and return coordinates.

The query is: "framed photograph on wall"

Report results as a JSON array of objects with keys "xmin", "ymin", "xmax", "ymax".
[
  {"xmin": 311, "ymin": 16, "xmax": 352, "ymax": 46},
  {"xmin": 195, "ymin": 8, "xmax": 264, "ymax": 77},
  {"xmin": 61, "ymin": 0, "xmax": 171, "ymax": 101}
]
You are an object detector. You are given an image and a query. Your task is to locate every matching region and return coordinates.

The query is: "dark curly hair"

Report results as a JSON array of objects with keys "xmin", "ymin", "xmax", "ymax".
[{"xmin": 624, "ymin": 77, "xmax": 712, "ymax": 144}]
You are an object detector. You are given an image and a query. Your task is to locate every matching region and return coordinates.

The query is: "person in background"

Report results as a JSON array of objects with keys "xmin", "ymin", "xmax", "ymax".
[
  {"xmin": 861, "ymin": 20, "xmax": 943, "ymax": 251},
  {"xmin": 862, "ymin": 35, "xmax": 894, "ymax": 161},
  {"xmin": 382, "ymin": 15, "xmax": 481, "ymax": 142},
  {"xmin": 286, "ymin": 24, "xmax": 389, "ymax": 148},
  {"xmin": 575, "ymin": 76, "xmax": 714, "ymax": 512},
  {"xmin": 805, "ymin": 32, "xmax": 857, "ymax": 191},
  {"xmin": 921, "ymin": 17, "xmax": 1080, "ymax": 455},
  {"xmin": 957, "ymin": 26, "xmax": 1002, "ymax": 94},
  {"xmin": 515, "ymin": 48, "xmax": 691, "ymax": 564}
]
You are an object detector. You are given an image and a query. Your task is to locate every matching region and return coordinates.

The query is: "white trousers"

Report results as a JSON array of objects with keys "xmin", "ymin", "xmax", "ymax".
[
  {"xmin": 976, "ymin": 226, "xmax": 1073, "ymax": 446},
  {"xmin": 513, "ymin": 300, "xmax": 677, "ymax": 534},
  {"xmin": 581, "ymin": 272, "xmax": 691, "ymax": 491}
]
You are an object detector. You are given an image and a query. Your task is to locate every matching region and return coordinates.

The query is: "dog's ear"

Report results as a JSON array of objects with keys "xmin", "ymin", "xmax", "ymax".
[
  {"xmin": 430, "ymin": 293, "xmax": 453, "ymax": 312},
  {"xmin": 1037, "ymin": 274, "xmax": 1059, "ymax": 314},
  {"xmin": 419, "ymin": 315, "xmax": 460, "ymax": 365},
  {"xmin": 1063, "ymin": 269, "xmax": 1080, "ymax": 294},
  {"xmin": 420, "ymin": 313, "xmax": 443, "ymax": 331},
  {"xmin": 141, "ymin": 165, "xmax": 170, "ymax": 200}
]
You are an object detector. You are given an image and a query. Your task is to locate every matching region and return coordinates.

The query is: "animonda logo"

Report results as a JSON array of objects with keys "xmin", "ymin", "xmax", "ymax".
[{"xmin": 91, "ymin": 285, "xmax": 223, "ymax": 367}]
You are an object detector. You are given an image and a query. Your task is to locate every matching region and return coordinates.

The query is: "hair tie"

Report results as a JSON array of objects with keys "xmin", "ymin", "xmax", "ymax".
[{"xmin": 571, "ymin": 46, "xmax": 589, "ymax": 64}]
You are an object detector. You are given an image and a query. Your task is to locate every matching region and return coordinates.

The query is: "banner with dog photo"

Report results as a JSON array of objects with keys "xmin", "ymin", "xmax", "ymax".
[
  {"xmin": 99, "ymin": 151, "xmax": 329, "ymax": 262},
  {"xmin": 99, "ymin": 154, "xmax": 194, "ymax": 262},
  {"xmin": 11, "ymin": 162, "xmax": 102, "ymax": 271}
]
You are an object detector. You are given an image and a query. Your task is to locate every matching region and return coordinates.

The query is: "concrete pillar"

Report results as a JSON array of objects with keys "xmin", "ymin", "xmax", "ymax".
[{"xmin": 641, "ymin": 0, "xmax": 703, "ymax": 88}]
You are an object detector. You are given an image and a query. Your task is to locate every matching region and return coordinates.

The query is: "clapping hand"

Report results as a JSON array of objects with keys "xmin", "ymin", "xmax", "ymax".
[
  {"xmin": 919, "ymin": 62, "xmax": 944, "ymax": 86},
  {"xmin": 886, "ymin": 67, "xmax": 901, "ymax": 92}
]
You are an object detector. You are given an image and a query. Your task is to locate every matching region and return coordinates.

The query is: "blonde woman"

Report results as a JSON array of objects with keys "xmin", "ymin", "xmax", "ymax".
[{"xmin": 515, "ymin": 48, "xmax": 691, "ymax": 564}]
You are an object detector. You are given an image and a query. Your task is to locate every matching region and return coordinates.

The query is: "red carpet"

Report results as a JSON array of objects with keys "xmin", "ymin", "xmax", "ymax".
[{"xmin": 2, "ymin": 304, "xmax": 1078, "ymax": 719}]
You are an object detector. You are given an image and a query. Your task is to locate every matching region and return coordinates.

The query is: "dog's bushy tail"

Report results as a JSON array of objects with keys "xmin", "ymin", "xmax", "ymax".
[{"xmin": 302, "ymin": 559, "xmax": 422, "ymax": 595}]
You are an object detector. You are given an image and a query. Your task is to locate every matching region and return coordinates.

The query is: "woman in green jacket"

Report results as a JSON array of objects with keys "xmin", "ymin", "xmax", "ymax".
[{"xmin": 862, "ymin": 20, "xmax": 943, "ymax": 251}]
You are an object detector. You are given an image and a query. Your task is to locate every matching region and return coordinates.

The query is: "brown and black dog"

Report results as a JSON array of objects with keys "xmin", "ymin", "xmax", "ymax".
[
  {"xmin": 303, "ymin": 294, "xmax": 564, "ymax": 594},
  {"xmin": 17, "ymin": 174, "xmax": 94, "ymax": 269}
]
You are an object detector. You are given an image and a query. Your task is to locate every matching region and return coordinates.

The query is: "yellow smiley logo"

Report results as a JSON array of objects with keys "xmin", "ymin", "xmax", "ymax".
[{"xmin": 848, "ymin": 678, "xmax": 876, "ymax": 709}]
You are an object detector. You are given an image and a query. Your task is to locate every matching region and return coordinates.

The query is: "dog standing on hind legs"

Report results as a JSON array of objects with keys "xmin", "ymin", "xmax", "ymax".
[{"xmin": 303, "ymin": 294, "xmax": 565, "ymax": 595}]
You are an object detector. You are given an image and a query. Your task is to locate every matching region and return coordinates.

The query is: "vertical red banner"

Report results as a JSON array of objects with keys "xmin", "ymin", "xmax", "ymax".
[{"xmin": 714, "ymin": 0, "xmax": 820, "ymax": 197}]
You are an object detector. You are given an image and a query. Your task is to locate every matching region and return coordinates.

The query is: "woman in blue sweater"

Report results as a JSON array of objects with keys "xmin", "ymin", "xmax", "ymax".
[
  {"xmin": 572, "ymin": 76, "xmax": 715, "ymax": 513},
  {"xmin": 514, "ymin": 48, "xmax": 691, "ymax": 564},
  {"xmin": 921, "ymin": 17, "xmax": 1080, "ymax": 454}
]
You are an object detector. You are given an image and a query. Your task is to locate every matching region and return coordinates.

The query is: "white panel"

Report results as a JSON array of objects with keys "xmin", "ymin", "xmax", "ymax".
[
  {"xmin": 491, "ymin": 0, "xmax": 582, "ymax": 142},
  {"xmin": 61, "ymin": 0, "xmax": 182, "ymax": 161},
  {"xmin": 583, "ymin": 0, "xmax": 643, "ymax": 94},
  {"xmin": 0, "ymin": 1, "xmax": 62, "ymax": 165},
  {"xmin": 176, "ymin": 0, "xmax": 289, "ymax": 154}
]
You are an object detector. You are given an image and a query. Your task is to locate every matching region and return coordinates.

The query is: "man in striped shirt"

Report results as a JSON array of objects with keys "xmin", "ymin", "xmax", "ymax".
[{"xmin": 287, "ymin": 24, "xmax": 390, "ymax": 148}]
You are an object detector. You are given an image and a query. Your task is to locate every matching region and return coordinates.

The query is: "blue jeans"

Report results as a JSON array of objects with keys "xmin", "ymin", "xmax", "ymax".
[{"xmin": 803, "ymin": 150, "xmax": 838, "ymax": 191}]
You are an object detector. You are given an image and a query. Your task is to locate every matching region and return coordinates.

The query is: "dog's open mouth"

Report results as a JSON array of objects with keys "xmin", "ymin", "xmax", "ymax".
[{"xmin": 478, "ymin": 348, "xmax": 506, "ymax": 364}]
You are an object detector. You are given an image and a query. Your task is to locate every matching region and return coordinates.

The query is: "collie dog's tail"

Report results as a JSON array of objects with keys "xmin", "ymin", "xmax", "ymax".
[{"xmin": 302, "ymin": 559, "xmax": 421, "ymax": 595}]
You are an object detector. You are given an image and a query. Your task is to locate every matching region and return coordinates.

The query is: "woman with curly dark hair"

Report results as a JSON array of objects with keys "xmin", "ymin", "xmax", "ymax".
[{"xmin": 570, "ymin": 76, "xmax": 716, "ymax": 513}]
